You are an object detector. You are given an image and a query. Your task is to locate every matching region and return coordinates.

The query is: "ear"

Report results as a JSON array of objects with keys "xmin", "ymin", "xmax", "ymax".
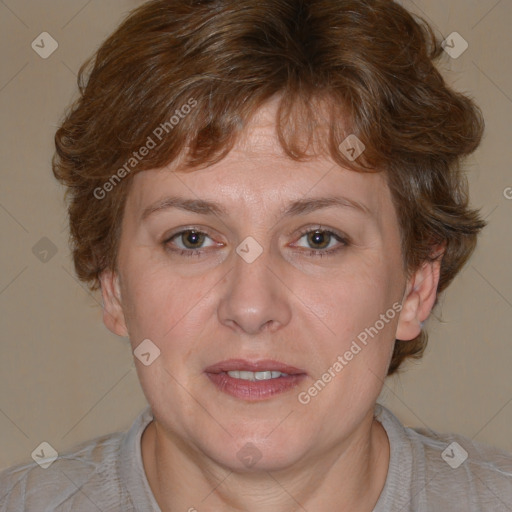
[
  {"xmin": 396, "ymin": 253, "xmax": 443, "ymax": 341},
  {"xmin": 99, "ymin": 270, "xmax": 129, "ymax": 337}
]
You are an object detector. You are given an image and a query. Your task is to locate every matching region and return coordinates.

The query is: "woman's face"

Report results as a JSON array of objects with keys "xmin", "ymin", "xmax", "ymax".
[{"xmin": 101, "ymin": 101, "xmax": 428, "ymax": 472}]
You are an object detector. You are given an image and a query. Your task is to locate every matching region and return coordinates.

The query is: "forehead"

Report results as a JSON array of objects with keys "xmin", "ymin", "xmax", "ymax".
[{"xmin": 126, "ymin": 101, "xmax": 394, "ymax": 222}]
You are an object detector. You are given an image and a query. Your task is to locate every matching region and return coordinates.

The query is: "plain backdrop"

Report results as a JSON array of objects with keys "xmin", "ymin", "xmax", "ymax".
[{"xmin": 1, "ymin": 0, "xmax": 511, "ymax": 471}]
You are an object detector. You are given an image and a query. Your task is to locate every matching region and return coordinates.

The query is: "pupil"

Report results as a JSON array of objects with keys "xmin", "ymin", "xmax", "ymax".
[
  {"xmin": 308, "ymin": 230, "xmax": 329, "ymax": 248},
  {"xmin": 184, "ymin": 230, "xmax": 203, "ymax": 248}
]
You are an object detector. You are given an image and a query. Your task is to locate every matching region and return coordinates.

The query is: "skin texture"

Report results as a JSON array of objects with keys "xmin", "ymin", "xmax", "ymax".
[{"xmin": 100, "ymin": 100, "xmax": 441, "ymax": 511}]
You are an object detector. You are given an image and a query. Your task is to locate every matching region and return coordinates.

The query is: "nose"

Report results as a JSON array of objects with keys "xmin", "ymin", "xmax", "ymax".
[{"xmin": 217, "ymin": 247, "xmax": 292, "ymax": 335}]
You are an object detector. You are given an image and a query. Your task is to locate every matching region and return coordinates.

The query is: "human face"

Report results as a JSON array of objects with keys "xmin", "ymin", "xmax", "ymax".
[{"xmin": 102, "ymin": 101, "xmax": 411, "ymax": 473}]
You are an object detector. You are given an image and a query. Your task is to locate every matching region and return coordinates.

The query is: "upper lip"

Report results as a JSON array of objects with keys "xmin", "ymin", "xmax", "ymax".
[{"xmin": 204, "ymin": 359, "xmax": 307, "ymax": 375}]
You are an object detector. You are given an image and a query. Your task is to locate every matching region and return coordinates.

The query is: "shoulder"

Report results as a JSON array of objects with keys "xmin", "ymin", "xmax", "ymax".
[
  {"xmin": 0, "ymin": 429, "xmax": 132, "ymax": 511},
  {"xmin": 413, "ymin": 424, "xmax": 512, "ymax": 509},
  {"xmin": 375, "ymin": 404, "xmax": 512, "ymax": 511}
]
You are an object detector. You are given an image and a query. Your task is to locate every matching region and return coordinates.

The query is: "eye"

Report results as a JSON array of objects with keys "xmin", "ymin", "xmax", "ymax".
[
  {"xmin": 292, "ymin": 228, "xmax": 349, "ymax": 255},
  {"xmin": 163, "ymin": 227, "xmax": 347, "ymax": 258},
  {"xmin": 165, "ymin": 229, "xmax": 217, "ymax": 252}
]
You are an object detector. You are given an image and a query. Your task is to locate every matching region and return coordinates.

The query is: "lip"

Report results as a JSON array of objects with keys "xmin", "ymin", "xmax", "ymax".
[
  {"xmin": 204, "ymin": 358, "xmax": 307, "ymax": 375},
  {"xmin": 204, "ymin": 359, "xmax": 307, "ymax": 402}
]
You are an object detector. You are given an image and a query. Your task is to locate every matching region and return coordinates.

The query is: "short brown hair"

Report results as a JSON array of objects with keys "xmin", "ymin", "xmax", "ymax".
[{"xmin": 53, "ymin": 0, "xmax": 485, "ymax": 375}]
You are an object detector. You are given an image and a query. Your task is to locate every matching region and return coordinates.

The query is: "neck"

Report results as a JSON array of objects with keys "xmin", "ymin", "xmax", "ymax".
[{"xmin": 141, "ymin": 409, "xmax": 389, "ymax": 512}]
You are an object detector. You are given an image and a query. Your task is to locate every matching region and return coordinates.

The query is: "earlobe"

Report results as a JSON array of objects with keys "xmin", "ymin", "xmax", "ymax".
[
  {"xmin": 99, "ymin": 270, "xmax": 129, "ymax": 337},
  {"xmin": 395, "ymin": 254, "xmax": 443, "ymax": 341}
]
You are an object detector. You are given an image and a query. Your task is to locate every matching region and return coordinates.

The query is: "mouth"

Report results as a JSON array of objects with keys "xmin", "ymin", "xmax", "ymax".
[{"xmin": 204, "ymin": 359, "xmax": 307, "ymax": 401}]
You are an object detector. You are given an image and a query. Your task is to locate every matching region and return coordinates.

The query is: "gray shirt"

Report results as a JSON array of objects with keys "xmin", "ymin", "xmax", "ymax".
[{"xmin": 1, "ymin": 404, "xmax": 511, "ymax": 511}]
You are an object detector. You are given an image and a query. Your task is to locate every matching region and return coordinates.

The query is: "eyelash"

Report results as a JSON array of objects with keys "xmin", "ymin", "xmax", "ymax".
[
  {"xmin": 163, "ymin": 226, "xmax": 349, "ymax": 258},
  {"xmin": 294, "ymin": 226, "xmax": 349, "ymax": 258}
]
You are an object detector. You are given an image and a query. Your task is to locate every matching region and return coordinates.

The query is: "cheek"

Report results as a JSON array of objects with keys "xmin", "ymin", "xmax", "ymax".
[
  {"xmin": 120, "ymin": 255, "xmax": 217, "ymax": 346},
  {"xmin": 295, "ymin": 256, "xmax": 401, "ymax": 385},
  {"xmin": 120, "ymin": 261, "xmax": 178, "ymax": 341},
  {"xmin": 301, "ymin": 257, "xmax": 394, "ymax": 329}
]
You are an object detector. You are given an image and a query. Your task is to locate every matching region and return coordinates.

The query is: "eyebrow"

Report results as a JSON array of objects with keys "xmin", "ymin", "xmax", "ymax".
[{"xmin": 141, "ymin": 194, "xmax": 371, "ymax": 221}]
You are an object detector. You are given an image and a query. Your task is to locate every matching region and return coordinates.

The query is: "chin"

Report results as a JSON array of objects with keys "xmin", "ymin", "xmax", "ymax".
[{"xmin": 203, "ymin": 431, "xmax": 309, "ymax": 473}]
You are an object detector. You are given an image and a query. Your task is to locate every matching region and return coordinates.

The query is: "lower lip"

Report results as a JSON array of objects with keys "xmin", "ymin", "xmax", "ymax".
[{"xmin": 206, "ymin": 372, "xmax": 306, "ymax": 401}]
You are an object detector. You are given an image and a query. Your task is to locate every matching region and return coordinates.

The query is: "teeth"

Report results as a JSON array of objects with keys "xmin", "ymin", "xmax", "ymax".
[{"xmin": 227, "ymin": 370, "xmax": 289, "ymax": 381}]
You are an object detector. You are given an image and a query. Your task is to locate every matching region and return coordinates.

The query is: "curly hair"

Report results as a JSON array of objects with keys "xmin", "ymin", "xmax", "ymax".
[{"xmin": 52, "ymin": 0, "xmax": 486, "ymax": 375}]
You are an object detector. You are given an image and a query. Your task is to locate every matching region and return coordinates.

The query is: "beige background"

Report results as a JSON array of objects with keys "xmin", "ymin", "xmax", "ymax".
[{"xmin": 1, "ymin": 0, "xmax": 511, "ymax": 471}]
